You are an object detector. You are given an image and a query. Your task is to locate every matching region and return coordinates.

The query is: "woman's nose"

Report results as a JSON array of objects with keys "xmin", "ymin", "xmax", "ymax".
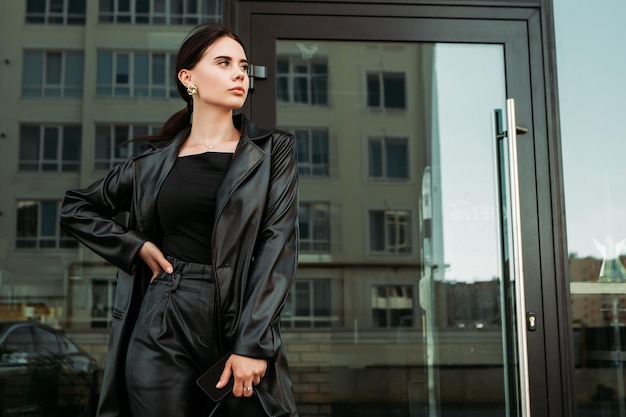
[{"xmin": 234, "ymin": 66, "xmax": 247, "ymax": 80}]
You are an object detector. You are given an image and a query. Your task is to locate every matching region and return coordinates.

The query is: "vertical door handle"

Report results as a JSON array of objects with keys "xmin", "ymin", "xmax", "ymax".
[{"xmin": 495, "ymin": 98, "xmax": 531, "ymax": 417}]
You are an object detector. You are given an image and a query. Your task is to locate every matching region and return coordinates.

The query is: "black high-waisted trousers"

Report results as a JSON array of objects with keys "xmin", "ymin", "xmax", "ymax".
[{"xmin": 124, "ymin": 257, "xmax": 265, "ymax": 417}]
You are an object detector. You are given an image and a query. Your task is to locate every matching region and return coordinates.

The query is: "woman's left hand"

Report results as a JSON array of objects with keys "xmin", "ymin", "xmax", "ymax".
[{"xmin": 216, "ymin": 353, "xmax": 267, "ymax": 398}]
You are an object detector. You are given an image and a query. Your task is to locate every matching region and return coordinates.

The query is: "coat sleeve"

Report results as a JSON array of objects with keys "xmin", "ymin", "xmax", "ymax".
[
  {"xmin": 59, "ymin": 158, "xmax": 148, "ymax": 274},
  {"xmin": 232, "ymin": 133, "xmax": 299, "ymax": 360}
]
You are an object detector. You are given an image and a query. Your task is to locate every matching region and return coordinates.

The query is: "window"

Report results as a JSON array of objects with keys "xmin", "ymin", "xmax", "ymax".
[
  {"xmin": 99, "ymin": 0, "xmax": 222, "ymax": 24},
  {"xmin": 369, "ymin": 210, "xmax": 411, "ymax": 254},
  {"xmin": 91, "ymin": 279, "xmax": 117, "ymax": 329},
  {"xmin": 22, "ymin": 51, "xmax": 84, "ymax": 98},
  {"xmin": 299, "ymin": 203, "xmax": 330, "ymax": 252},
  {"xmin": 16, "ymin": 200, "xmax": 78, "ymax": 249},
  {"xmin": 26, "ymin": 0, "xmax": 86, "ymax": 24},
  {"xmin": 97, "ymin": 51, "xmax": 177, "ymax": 98},
  {"xmin": 282, "ymin": 280, "xmax": 333, "ymax": 328},
  {"xmin": 290, "ymin": 128, "xmax": 329, "ymax": 177},
  {"xmin": 367, "ymin": 72, "xmax": 406, "ymax": 109},
  {"xmin": 4, "ymin": 326, "xmax": 36, "ymax": 354},
  {"xmin": 59, "ymin": 335, "xmax": 80, "ymax": 354},
  {"xmin": 34, "ymin": 327, "xmax": 60, "ymax": 355},
  {"xmin": 368, "ymin": 137, "xmax": 409, "ymax": 180},
  {"xmin": 371, "ymin": 285, "xmax": 414, "ymax": 328},
  {"xmin": 19, "ymin": 125, "xmax": 81, "ymax": 172},
  {"xmin": 95, "ymin": 124, "xmax": 157, "ymax": 170},
  {"xmin": 277, "ymin": 56, "xmax": 328, "ymax": 106}
]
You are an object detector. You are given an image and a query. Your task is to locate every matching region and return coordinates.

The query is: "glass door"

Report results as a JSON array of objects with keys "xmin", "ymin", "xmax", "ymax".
[{"xmin": 243, "ymin": 11, "xmax": 547, "ymax": 417}]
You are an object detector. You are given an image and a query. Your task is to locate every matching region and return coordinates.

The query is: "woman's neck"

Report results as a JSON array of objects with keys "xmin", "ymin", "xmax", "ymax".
[{"xmin": 187, "ymin": 108, "xmax": 239, "ymax": 149}]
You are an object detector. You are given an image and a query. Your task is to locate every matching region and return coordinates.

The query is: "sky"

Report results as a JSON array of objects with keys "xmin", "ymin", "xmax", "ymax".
[
  {"xmin": 434, "ymin": 43, "xmax": 505, "ymax": 282},
  {"xmin": 553, "ymin": 0, "xmax": 626, "ymax": 259}
]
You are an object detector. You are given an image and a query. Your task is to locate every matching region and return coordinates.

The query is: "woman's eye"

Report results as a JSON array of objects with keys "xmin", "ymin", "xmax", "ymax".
[
  {"xmin": 241, "ymin": 65, "xmax": 249, "ymax": 73},
  {"xmin": 218, "ymin": 60, "xmax": 229, "ymax": 67}
]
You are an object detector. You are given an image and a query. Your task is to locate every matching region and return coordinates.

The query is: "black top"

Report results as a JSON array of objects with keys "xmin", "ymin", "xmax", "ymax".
[{"xmin": 157, "ymin": 151, "xmax": 233, "ymax": 264}]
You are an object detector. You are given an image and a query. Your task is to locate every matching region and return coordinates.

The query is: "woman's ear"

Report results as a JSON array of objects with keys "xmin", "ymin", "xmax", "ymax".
[{"xmin": 178, "ymin": 68, "xmax": 192, "ymax": 85}]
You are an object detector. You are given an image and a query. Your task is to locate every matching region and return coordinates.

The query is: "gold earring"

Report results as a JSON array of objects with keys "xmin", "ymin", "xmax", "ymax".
[{"xmin": 186, "ymin": 85, "xmax": 197, "ymax": 95}]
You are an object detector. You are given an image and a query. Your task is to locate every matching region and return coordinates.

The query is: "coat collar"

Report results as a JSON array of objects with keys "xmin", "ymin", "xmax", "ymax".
[
  {"xmin": 146, "ymin": 112, "xmax": 273, "ymax": 153},
  {"xmin": 132, "ymin": 112, "xmax": 273, "ymax": 243}
]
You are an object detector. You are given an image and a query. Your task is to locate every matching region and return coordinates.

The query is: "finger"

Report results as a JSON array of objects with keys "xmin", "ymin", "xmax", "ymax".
[
  {"xmin": 243, "ymin": 382, "xmax": 254, "ymax": 397},
  {"xmin": 216, "ymin": 364, "xmax": 233, "ymax": 390},
  {"xmin": 149, "ymin": 248, "xmax": 173, "ymax": 275},
  {"xmin": 159, "ymin": 257, "xmax": 173, "ymax": 274}
]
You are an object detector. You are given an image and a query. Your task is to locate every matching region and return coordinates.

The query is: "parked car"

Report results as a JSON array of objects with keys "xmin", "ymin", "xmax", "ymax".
[{"xmin": 0, "ymin": 320, "xmax": 100, "ymax": 417}]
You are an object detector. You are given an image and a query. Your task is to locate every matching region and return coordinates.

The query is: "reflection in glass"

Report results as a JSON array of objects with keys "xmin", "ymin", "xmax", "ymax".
[
  {"xmin": 277, "ymin": 40, "xmax": 511, "ymax": 416},
  {"xmin": 556, "ymin": 0, "xmax": 626, "ymax": 415}
]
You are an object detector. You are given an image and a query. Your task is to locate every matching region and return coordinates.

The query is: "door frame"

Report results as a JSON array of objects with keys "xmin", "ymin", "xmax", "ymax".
[{"xmin": 233, "ymin": 2, "xmax": 572, "ymax": 416}]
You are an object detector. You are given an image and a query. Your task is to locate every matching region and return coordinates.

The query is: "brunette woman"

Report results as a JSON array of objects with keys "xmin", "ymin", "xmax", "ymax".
[{"xmin": 60, "ymin": 24, "xmax": 299, "ymax": 417}]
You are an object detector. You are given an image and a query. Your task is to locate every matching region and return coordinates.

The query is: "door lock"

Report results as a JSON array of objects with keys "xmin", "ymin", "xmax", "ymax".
[{"xmin": 527, "ymin": 312, "xmax": 537, "ymax": 331}]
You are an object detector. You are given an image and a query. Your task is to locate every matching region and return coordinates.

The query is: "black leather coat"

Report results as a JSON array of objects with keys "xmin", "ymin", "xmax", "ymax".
[{"xmin": 60, "ymin": 114, "xmax": 299, "ymax": 417}]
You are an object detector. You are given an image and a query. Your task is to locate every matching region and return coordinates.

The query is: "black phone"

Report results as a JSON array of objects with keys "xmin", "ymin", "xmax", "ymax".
[{"xmin": 196, "ymin": 353, "xmax": 233, "ymax": 402}]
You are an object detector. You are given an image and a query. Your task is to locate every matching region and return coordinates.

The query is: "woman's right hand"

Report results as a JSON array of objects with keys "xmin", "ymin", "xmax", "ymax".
[{"xmin": 138, "ymin": 241, "xmax": 173, "ymax": 281}]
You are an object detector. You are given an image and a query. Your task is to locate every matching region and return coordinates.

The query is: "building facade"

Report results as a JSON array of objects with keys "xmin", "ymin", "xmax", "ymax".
[{"xmin": 0, "ymin": 1, "xmax": 624, "ymax": 416}]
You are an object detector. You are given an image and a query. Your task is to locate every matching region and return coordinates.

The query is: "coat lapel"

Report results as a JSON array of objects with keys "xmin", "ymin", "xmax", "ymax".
[
  {"xmin": 134, "ymin": 127, "xmax": 188, "ymax": 242},
  {"xmin": 214, "ymin": 113, "xmax": 273, "ymax": 230},
  {"xmin": 214, "ymin": 137, "xmax": 266, "ymax": 226}
]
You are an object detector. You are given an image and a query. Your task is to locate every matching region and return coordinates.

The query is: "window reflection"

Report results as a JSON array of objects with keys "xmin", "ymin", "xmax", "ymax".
[
  {"xmin": 291, "ymin": 128, "xmax": 330, "ymax": 177},
  {"xmin": 368, "ymin": 137, "xmax": 409, "ymax": 180},
  {"xmin": 371, "ymin": 285, "xmax": 414, "ymax": 327},
  {"xmin": 367, "ymin": 72, "xmax": 406, "ymax": 109},
  {"xmin": 556, "ymin": 0, "xmax": 626, "ymax": 414},
  {"xmin": 277, "ymin": 56, "xmax": 328, "ymax": 105},
  {"xmin": 275, "ymin": 40, "xmax": 508, "ymax": 416},
  {"xmin": 369, "ymin": 210, "xmax": 411, "ymax": 254}
]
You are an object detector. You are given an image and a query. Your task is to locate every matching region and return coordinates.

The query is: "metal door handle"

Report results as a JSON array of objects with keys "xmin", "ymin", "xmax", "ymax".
[{"xmin": 495, "ymin": 98, "xmax": 531, "ymax": 417}]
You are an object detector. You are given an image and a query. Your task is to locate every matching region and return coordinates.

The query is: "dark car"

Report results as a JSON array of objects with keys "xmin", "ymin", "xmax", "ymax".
[{"xmin": 0, "ymin": 320, "xmax": 100, "ymax": 417}]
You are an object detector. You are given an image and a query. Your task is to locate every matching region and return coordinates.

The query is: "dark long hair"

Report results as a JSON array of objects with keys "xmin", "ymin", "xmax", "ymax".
[{"xmin": 138, "ymin": 24, "xmax": 246, "ymax": 142}]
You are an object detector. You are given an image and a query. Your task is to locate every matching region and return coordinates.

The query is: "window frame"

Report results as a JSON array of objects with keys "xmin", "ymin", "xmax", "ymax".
[
  {"xmin": 98, "ymin": 0, "xmax": 222, "ymax": 25},
  {"xmin": 370, "ymin": 284, "xmax": 416, "ymax": 328},
  {"xmin": 96, "ymin": 50, "xmax": 178, "ymax": 98},
  {"xmin": 276, "ymin": 55, "xmax": 329, "ymax": 106},
  {"xmin": 94, "ymin": 124, "xmax": 159, "ymax": 170},
  {"xmin": 367, "ymin": 136, "xmax": 410, "ymax": 181},
  {"xmin": 90, "ymin": 279, "xmax": 117, "ymax": 329},
  {"xmin": 298, "ymin": 202, "xmax": 331, "ymax": 253},
  {"xmin": 15, "ymin": 200, "xmax": 78, "ymax": 250},
  {"xmin": 19, "ymin": 124, "xmax": 82, "ymax": 173},
  {"xmin": 368, "ymin": 209, "xmax": 412, "ymax": 255},
  {"xmin": 286, "ymin": 127, "xmax": 330, "ymax": 177},
  {"xmin": 366, "ymin": 71, "xmax": 407, "ymax": 110},
  {"xmin": 281, "ymin": 278, "xmax": 334, "ymax": 329},
  {"xmin": 25, "ymin": 0, "xmax": 86, "ymax": 25},
  {"xmin": 22, "ymin": 50, "xmax": 84, "ymax": 98}
]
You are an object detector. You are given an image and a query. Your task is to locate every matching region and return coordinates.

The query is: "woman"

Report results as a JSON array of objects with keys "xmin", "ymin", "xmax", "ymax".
[{"xmin": 60, "ymin": 24, "xmax": 299, "ymax": 417}]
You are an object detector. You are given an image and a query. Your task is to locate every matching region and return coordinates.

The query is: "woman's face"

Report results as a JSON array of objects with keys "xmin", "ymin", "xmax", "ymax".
[{"xmin": 180, "ymin": 36, "xmax": 249, "ymax": 111}]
